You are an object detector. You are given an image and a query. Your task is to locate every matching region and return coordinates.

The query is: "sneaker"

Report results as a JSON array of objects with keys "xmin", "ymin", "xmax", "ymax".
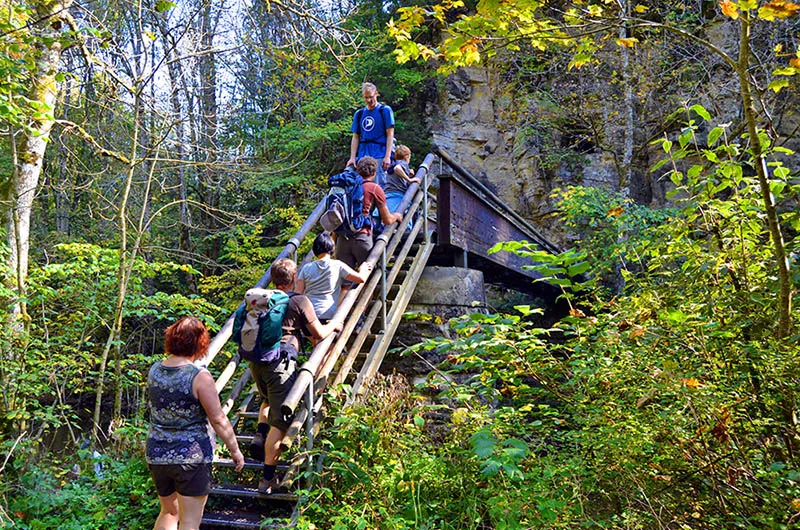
[
  {"xmin": 249, "ymin": 432, "xmax": 265, "ymax": 462},
  {"xmin": 258, "ymin": 476, "xmax": 281, "ymax": 494}
]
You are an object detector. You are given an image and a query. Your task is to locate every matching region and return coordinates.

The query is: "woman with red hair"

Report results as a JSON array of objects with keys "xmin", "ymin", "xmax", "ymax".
[{"xmin": 146, "ymin": 316, "xmax": 244, "ymax": 530}]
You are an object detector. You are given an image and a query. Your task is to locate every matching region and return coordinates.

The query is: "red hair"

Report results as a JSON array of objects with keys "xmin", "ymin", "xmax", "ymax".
[{"xmin": 164, "ymin": 316, "xmax": 210, "ymax": 359}]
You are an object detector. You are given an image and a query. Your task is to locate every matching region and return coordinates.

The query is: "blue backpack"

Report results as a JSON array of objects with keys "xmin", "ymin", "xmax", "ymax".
[{"xmin": 320, "ymin": 169, "xmax": 371, "ymax": 236}]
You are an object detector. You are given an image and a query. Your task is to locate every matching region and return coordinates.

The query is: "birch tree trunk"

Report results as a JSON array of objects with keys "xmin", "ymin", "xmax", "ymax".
[{"xmin": 8, "ymin": 0, "xmax": 72, "ymax": 323}]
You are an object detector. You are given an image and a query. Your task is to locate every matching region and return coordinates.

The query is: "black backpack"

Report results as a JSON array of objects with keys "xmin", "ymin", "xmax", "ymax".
[{"xmin": 320, "ymin": 169, "xmax": 371, "ymax": 236}]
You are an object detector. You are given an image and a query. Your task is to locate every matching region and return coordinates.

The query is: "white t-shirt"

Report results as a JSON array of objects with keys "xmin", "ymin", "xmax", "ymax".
[{"xmin": 297, "ymin": 257, "xmax": 356, "ymax": 320}]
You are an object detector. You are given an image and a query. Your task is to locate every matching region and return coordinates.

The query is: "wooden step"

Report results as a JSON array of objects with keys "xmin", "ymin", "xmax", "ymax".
[
  {"xmin": 201, "ymin": 508, "xmax": 290, "ymax": 529},
  {"xmin": 237, "ymin": 411, "xmax": 260, "ymax": 419},
  {"xmin": 210, "ymin": 483, "xmax": 298, "ymax": 503},
  {"xmin": 236, "ymin": 434, "xmax": 256, "ymax": 445},
  {"xmin": 213, "ymin": 458, "xmax": 289, "ymax": 472}
]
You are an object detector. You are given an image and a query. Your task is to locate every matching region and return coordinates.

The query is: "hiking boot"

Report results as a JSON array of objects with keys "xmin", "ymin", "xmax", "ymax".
[
  {"xmin": 249, "ymin": 432, "xmax": 265, "ymax": 462},
  {"xmin": 258, "ymin": 476, "xmax": 281, "ymax": 494}
]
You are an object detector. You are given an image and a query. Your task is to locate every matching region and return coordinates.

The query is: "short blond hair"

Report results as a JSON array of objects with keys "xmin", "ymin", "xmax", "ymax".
[{"xmin": 395, "ymin": 145, "xmax": 411, "ymax": 161}]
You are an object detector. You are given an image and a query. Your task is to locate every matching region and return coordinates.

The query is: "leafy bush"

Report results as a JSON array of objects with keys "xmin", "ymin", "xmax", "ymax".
[
  {"xmin": 1, "ymin": 243, "xmax": 222, "ymax": 439},
  {"xmin": 306, "ymin": 108, "xmax": 800, "ymax": 527},
  {"xmin": 2, "ymin": 447, "xmax": 155, "ymax": 530}
]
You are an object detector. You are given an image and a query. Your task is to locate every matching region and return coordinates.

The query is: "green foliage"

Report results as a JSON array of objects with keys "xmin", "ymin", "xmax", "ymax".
[
  {"xmin": 300, "ymin": 377, "xmax": 492, "ymax": 529},
  {"xmin": 2, "ymin": 243, "xmax": 221, "ymax": 435},
  {"xmin": 3, "ymin": 447, "xmax": 155, "ymax": 529},
  {"xmin": 551, "ymin": 186, "xmax": 677, "ymax": 286},
  {"xmin": 309, "ymin": 103, "xmax": 800, "ymax": 528}
]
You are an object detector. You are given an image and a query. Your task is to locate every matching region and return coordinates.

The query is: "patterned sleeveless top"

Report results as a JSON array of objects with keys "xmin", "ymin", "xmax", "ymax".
[{"xmin": 145, "ymin": 362, "xmax": 215, "ymax": 465}]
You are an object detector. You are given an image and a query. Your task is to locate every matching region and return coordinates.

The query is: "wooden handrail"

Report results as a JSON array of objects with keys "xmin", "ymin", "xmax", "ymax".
[
  {"xmin": 279, "ymin": 153, "xmax": 435, "ymax": 417},
  {"xmin": 432, "ymin": 145, "xmax": 560, "ymax": 254}
]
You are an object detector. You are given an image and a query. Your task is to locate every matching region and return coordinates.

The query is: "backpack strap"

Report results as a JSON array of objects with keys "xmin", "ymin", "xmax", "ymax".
[
  {"xmin": 286, "ymin": 292, "xmax": 309, "ymax": 354},
  {"xmin": 378, "ymin": 103, "xmax": 389, "ymax": 131},
  {"xmin": 354, "ymin": 107, "xmax": 364, "ymax": 136}
]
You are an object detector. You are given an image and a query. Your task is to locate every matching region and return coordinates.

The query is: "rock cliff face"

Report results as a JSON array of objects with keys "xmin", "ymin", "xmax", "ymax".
[
  {"xmin": 422, "ymin": 21, "xmax": 799, "ymax": 246},
  {"xmin": 426, "ymin": 66, "xmax": 620, "ymax": 246}
]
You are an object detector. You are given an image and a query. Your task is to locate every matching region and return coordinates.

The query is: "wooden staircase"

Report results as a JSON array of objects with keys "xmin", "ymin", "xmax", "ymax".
[{"xmin": 197, "ymin": 155, "xmax": 438, "ymax": 528}]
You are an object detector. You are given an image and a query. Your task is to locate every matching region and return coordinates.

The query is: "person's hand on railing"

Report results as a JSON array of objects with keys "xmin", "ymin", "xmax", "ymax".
[
  {"xmin": 331, "ymin": 317, "xmax": 344, "ymax": 333},
  {"xmin": 231, "ymin": 448, "xmax": 245, "ymax": 472},
  {"xmin": 358, "ymin": 261, "xmax": 374, "ymax": 276}
]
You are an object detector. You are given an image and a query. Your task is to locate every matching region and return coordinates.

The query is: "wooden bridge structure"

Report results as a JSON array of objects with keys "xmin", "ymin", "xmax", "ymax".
[{"xmin": 198, "ymin": 147, "xmax": 561, "ymax": 528}]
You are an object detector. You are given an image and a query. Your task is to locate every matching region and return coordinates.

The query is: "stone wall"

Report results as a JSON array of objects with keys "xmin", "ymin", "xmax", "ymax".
[{"xmin": 380, "ymin": 266, "xmax": 487, "ymax": 378}]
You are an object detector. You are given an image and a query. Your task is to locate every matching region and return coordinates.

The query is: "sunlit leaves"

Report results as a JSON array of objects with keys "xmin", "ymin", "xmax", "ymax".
[
  {"xmin": 615, "ymin": 37, "xmax": 639, "ymax": 48},
  {"xmin": 758, "ymin": 0, "xmax": 800, "ymax": 20},
  {"xmin": 707, "ymin": 127, "xmax": 725, "ymax": 146},
  {"xmin": 568, "ymin": 53, "xmax": 593, "ymax": 69},
  {"xmin": 389, "ymin": 0, "xmax": 562, "ymax": 72},
  {"xmin": 768, "ymin": 78, "xmax": 789, "ymax": 92},
  {"xmin": 154, "ymin": 0, "xmax": 176, "ymax": 13},
  {"xmin": 719, "ymin": 0, "xmax": 740, "ymax": 19},
  {"xmin": 690, "ymin": 104, "xmax": 711, "ymax": 121}
]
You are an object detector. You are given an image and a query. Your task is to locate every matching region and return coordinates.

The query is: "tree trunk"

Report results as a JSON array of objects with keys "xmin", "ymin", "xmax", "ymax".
[
  {"xmin": 8, "ymin": 0, "xmax": 71, "ymax": 323},
  {"xmin": 158, "ymin": 13, "xmax": 197, "ymax": 293},
  {"xmin": 737, "ymin": 12, "xmax": 792, "ymax": 338},
  {"xmin": 92, "ymin": 91, "xmax": 141, "ymax": 445},
  {"xmin": 197, "ymin": 0, "xmax": 221, "ymax": 267}
]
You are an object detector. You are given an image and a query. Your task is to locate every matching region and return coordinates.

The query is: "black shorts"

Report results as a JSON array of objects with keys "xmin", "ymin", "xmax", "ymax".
[{"xmin": 148, "ymin": 462, "xmax": 213, "ymax": 497}]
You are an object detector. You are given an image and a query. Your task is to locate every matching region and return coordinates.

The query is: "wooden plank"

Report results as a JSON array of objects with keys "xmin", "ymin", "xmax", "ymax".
[
  {"xmin": 437, "ymin": 174, "xmax": 546, "ymax": 281},
  {"xmin": 349, "ymin": 239, "xmax": 435, "ymax": 399},
  {"xmin": 437, "ymin": 176, "xmax": 452, "ymax": 246}
]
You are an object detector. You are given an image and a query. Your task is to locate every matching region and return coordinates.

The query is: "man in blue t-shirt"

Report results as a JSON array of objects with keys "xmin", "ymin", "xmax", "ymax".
[{"xmin": 347, "ymin": 82, "xmax": 395, "ymax": 188}]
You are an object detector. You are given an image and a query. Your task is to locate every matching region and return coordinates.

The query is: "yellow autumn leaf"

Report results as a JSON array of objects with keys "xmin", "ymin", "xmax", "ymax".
[
  {"xmin": 629, "ymin": 326, "xmax": 645, "ymax": 338},
  {"xmin": 775, "ymin": 43, "xmax": 784, "ymax": 53},
  {"xmin": 607, "ymin": 206, "xmax": 624, "ymax": 217},
  {"xmin": 769, "ymin": 79, "xmax": 789, "ymax": 93},
  {"xmin": 759, "ymin": 0, "xmax": 800, "ymax": 20},
  {"xmin": 568, "ymin": 54, "xmax": 592, "ymax": 70},
  {"xmin": 791, "ymin": 57, "xmax": 800, "ymax": 68},
  {"xmin": 719, "ymin": 0, "xmax": 740, "ymax": 18},
  {"xmin": 739, "ymin": 0, "xmax": 757, "ymax": 9},
  {"xmin": 569, "ymin": 308, "xmax": 586, "ymax": 318},
  {"xmin": 683, "ymin": 378, "xmax": 701, "ymax": 389},
  {"xmin": 634, "ymin": 4, "xmax": 648, "ymax": 12},
  {"xmin": 464, "ymin": 50, "xmax": 481, "ymax": 65},
  {"xmin": 588, "ymin": 4, "xmax": 604, "ymax": 16},
  {"xmin": 791, "ymin": 498, "xmax": 800, "ymax": 511},
  {"xmin": 615, "ymin": 37, "xmax": 639, "ymax": 48}
]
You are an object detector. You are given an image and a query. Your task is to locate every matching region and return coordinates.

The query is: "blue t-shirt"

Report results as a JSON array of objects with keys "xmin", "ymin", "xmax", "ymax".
[{"xmin": 351, "ymin": 104, "xmax": 395, "ymax": 159}]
